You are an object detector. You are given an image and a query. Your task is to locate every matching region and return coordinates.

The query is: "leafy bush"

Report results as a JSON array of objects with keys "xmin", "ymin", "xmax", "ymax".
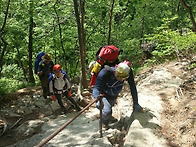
[
  {"xmin": 1, "ymin": 64, "xmax": 25, "ymax": 80},
  {"xmin": 0, "ymin": 77, "xmax": 31, "ymax": 95},
  {"xmin": 0, "ymin": 77, "xmax": 19, "ymax": 95},
  {"xmin": 144, "ymin": 17, "xmax": 196, "ymax": 65},
  {"xmin": 188, "ymin": 63, "xmax": 196, "ymax": 70}
]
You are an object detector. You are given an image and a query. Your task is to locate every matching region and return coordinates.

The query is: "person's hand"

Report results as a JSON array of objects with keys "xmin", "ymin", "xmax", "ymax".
[
  {"xmin": 96, "ymin": 100, "xmax": 104, "ymax": 110},
  {"xmin": 37, "ymin": 71, "xmax": 43, "ymax": 76},
  {"xmin": 68, "ymin": 91, "xmax": 71, "ymax": 98},
  {"xmin": 51, "ymin": 95, "xmax": 56, "ymax": 101},
  {"xmin": 133, "ymin": 104, "xmax": 144, "ymax": 113}
]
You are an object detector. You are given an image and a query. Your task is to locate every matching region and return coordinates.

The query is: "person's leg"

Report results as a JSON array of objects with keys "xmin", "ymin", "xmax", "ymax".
[
  {"xmin": 42, "ymin": 87, "xmax": 48, "ymax": 99},
  {"xmin": 55, "ymin": 94, "xmax": 66, "ymax": 114},
  {"xmin": 101, "ymin": 97, "xmax": 116, "ymax": 126},
  {"xmin": 40, "ymin": 76, "xmax": 49, "ymax": 99},
  {"xmin": 55, "ymin": 94, "xmax": 66, "ymax": 108},
  {"xmin": 64, "ymin": 92, "xmax": 81, "ymax": 111}
]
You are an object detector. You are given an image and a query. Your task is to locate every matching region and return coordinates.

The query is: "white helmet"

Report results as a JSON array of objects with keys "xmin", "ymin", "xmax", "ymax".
[{"xmin": 115, "ymin": 61, "xmax": 130, "ymax": 80}]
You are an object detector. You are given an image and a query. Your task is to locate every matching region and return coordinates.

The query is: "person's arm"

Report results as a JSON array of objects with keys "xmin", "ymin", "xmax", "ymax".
[
  {"xmin": 48, "ymin": 77, "xmax": 56, "ymax": 101},
  {"xmin": 49, "ymin": 78, "xmax": 54, "ymax": 94},
  {"xmin": 50, "ymin": 61, "xmax": 54, "ymax": 72},
  {"xmin": 37, "ymin": 61, "xmax": 44, "ymax": 76},
  {"xmin": 93, "ymin": 68, "xmax": 109, "ymax": 99},
  {"xmin": 127, "ymin": 68, "xmax": 138, "ymax": 105}
]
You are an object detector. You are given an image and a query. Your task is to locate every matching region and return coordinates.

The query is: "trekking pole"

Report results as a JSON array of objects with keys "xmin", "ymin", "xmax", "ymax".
[
  {"xmin": 99, "ymin": 95, "xmax": 103, "ymax": 138},
  {"xmin": 35, "ymin": 96, "xmax": 101, "ymax": 147}
]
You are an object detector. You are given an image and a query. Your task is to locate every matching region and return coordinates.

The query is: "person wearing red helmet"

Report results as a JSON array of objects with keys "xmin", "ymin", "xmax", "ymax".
[
  {"xmin": 93, "ymin": 60, "xmax": 143, "ymax": 129},
  {"xmin": 48, "ymin": 64, "xmax": 81, "ymax": 114}
]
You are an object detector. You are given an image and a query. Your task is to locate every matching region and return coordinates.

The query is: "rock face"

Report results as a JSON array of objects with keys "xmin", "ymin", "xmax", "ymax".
[{"xmin": 0, "ymin": 59, "xmax": 195, "ymax": 147}]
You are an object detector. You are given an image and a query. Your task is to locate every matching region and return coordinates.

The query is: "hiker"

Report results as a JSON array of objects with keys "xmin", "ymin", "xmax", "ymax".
[
  {"xmin": 37, "ymin": 53, "xmax": 54, "ymax": 99},
  {"xmin": 49, "ymin": 64, "xmax": 81, "ymax": 114},
  {"xmin": 89, "ymin": 45, "xmax": 122, "ymax": 87},
  {"xmin": 93, "ymin": 60, "xmax": 143, "ymax": 128}
]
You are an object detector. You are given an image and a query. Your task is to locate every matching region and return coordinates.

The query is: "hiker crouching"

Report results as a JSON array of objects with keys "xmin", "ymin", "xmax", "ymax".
[
  {"xmin": 49, "ymin": 64, "xmax": 81, "ymax": 114},
  {"xmin": 93, "ymin": 60, "xmax": 144, "ymax": 129}
]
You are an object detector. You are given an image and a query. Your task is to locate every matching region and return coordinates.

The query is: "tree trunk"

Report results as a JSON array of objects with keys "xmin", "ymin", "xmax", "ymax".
[
  {"xmin": 73, "ymin": 0, "xmax": 88, "ymax": 88},
  {"xmin": 54, "ymin": 2, "xmax": 67, "ymax": 71},
  {"xmin": 16, "ymin": 47, "xmax": 28, "ymax": 81},
  {"xmin": 80, "ymin": 0, "xmax": 86, "ymax": 59},
  {"xmin": 108, "ymin": 0, "xmax": 115, "ymax": 45},
  {"xmin": 180, "ymin": 0, "xmax": 196, "ymax": 32},
  {"xmin": 28, "ymin": 0, "xmax": 35, "ymax": 83},
  {"xmin": 0, "ymin": 0, "xmax": 10, "ymax": 37},
  {"xmin": 0, "ymin": 38, "xmax": 8, "ymax": 78},
  {"xmin": 52, "ymin": 19, "xmax": 57, "ymax": 64},
  {"xmin": 0, "ymin": 0, "xmax": 10, "ymax": 77}
]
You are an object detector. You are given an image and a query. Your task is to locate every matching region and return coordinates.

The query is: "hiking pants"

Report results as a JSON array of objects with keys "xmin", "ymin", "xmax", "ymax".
[
  {"xmin": 54, "ymin": 91, "xmax": 80, "ymax": 110},
  {"xmin": 39, "ymin": 76, "xmax": 49, "ymax": 99},
  {"xmin": 55, "ymin": 94, "xmax": 64, "ymax": 108},
  {"xmin": 96, "ymin": 97, "xmax": 117, "ymax": 125}
]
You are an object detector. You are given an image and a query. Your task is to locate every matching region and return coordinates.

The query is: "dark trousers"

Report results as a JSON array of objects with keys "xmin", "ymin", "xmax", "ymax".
[
  {"xmin": 54, "ymin": 92, "xmax": 80, "ymax": 110},
  {"xmin": 39, "ymin": 76, "xmax": 49, "ymax": 99}
]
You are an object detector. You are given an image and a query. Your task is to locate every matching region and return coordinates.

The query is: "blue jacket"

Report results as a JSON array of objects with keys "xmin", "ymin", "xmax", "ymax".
[
  {"xmin": 38, "ymin": 60, "xmax": 54, "ymax": 78},
  {"xmin": 93, "ymin": 66, "xmax": 139, "ymax": 105}
]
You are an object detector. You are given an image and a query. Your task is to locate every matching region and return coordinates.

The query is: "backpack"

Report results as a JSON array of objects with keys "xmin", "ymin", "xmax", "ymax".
[
  {"xmin": 48, "ymin": 70, "xmax": 70, "ymax": 91},
  {"xmin": 89, "ymin": 45, "xmax": 122, "ymax": 87},
  {"xmin": 34, "ymin": 52, "xmax": 45, "ymax": 74},
  {"xmin": 96, "ymin": 45, "xmax": 120, "ymax": 65}
]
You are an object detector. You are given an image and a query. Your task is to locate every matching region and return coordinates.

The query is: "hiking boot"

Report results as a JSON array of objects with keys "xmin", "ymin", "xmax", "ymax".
[
  {"xmin": 45, "ymin": 98, "xmax": 52, "ymax": 104},
  {"xmin": 61, "ymin": 107, "xmax": 67, "ymax": 114},
  {"xmin": 75, "ymin": 105, "xmax": 81, "ymax": 111},
  {"xmin": 109, "ymin": 116, "xmax": 118, "ymax": 124},
  {"xmin": 102, "ymin": 123, "xmax": 109, "ymax": 131}
]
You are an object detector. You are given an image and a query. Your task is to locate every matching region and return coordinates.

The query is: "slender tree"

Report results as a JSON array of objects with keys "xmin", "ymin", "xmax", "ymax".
[
  {"xmin": 0, "ymin": 0, "xmax": 10, "ymax": 77},
  {"xmin": 28, "ymin": 0, "xmax": 35, "ymax": 83},
  {"xmin": 73, "ymin": 0, "xmax": 88, "ymax": 88},
  {"xmin": 108, "ymin": 0, "xmax": 115, "ymax": 45},
  {"xmin": 16, "ymin": 46, "xmax": 28, "ymax": 81},
  {"xmin": 180, "ymin": 0, "xmax": 196, "ymax": 32},
  {"xmin": 54, "ymin": 0, "xmax": 67, "ymax": 70}
]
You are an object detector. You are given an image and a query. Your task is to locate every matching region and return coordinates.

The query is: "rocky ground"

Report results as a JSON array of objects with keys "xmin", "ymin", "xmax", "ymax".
[{"xmin": 0, "ymin": 55, "xmax": 195, "ymax": 147}]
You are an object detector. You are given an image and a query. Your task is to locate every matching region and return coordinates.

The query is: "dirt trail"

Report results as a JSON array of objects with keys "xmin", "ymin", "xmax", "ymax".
[{"xmin": 0, "ymin": 58, "xmax": 195, "ymax": 147}]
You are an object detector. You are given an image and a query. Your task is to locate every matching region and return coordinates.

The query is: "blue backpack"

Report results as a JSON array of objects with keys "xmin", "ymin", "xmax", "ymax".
[{"xmin": 34, "ymin": 52, "xmax": 45, "ymax": 74}]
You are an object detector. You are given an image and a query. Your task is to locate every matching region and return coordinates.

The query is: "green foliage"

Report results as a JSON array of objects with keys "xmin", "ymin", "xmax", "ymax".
[
  {"xmin": 0, "ymin": 77, "xmax": 34, "ymax": 95},
  {"xmin": 144, "ymin": 17, "xmax": 196, "ymax": 65},
  {"xmin": 1, "ymin": 64, "xmax": 25, "ymax": 80},
  {"xmin": 0, "ymin": 78, "xmax": 19, "ymax": 94},
  {"xmin": 188, "ymin": 63, "xmax": 196, "ymax": 70}
]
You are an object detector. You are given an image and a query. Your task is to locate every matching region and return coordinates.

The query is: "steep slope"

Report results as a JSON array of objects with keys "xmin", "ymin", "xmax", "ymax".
[{"xmin": 0, "ymin": 56, "xmax": 195, "ymax": 147}]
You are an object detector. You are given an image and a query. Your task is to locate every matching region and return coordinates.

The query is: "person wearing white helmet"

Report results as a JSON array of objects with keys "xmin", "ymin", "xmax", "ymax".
[{"xmin": 93, "ymin": 60, "xmax": 143, "ymax": 128}]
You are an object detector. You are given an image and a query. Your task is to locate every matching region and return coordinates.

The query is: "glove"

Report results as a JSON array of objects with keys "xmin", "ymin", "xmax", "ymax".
[
  {"xmin": 68, "ymin": 91, "xmax": 71, "ymax": 98},
  {"xmin": 51, "ymin": 95, "xmax": 56, "ymax": 101}
]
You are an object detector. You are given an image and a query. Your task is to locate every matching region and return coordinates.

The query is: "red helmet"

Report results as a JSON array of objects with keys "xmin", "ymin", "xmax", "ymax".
[{"xmin": 53, "ymin": 64, "xmax": 61, "ymax": 71}]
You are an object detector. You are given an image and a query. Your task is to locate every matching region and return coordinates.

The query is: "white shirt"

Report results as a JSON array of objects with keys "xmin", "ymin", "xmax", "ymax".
[{"xmin": 49, "ymin": 73, "xmax": 71, "ymax": 93}]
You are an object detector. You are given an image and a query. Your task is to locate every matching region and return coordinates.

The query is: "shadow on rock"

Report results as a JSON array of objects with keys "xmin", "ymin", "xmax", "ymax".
[{"xmin": 110, "ymin": 108, "xmax": 161, "ymax": 134}]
